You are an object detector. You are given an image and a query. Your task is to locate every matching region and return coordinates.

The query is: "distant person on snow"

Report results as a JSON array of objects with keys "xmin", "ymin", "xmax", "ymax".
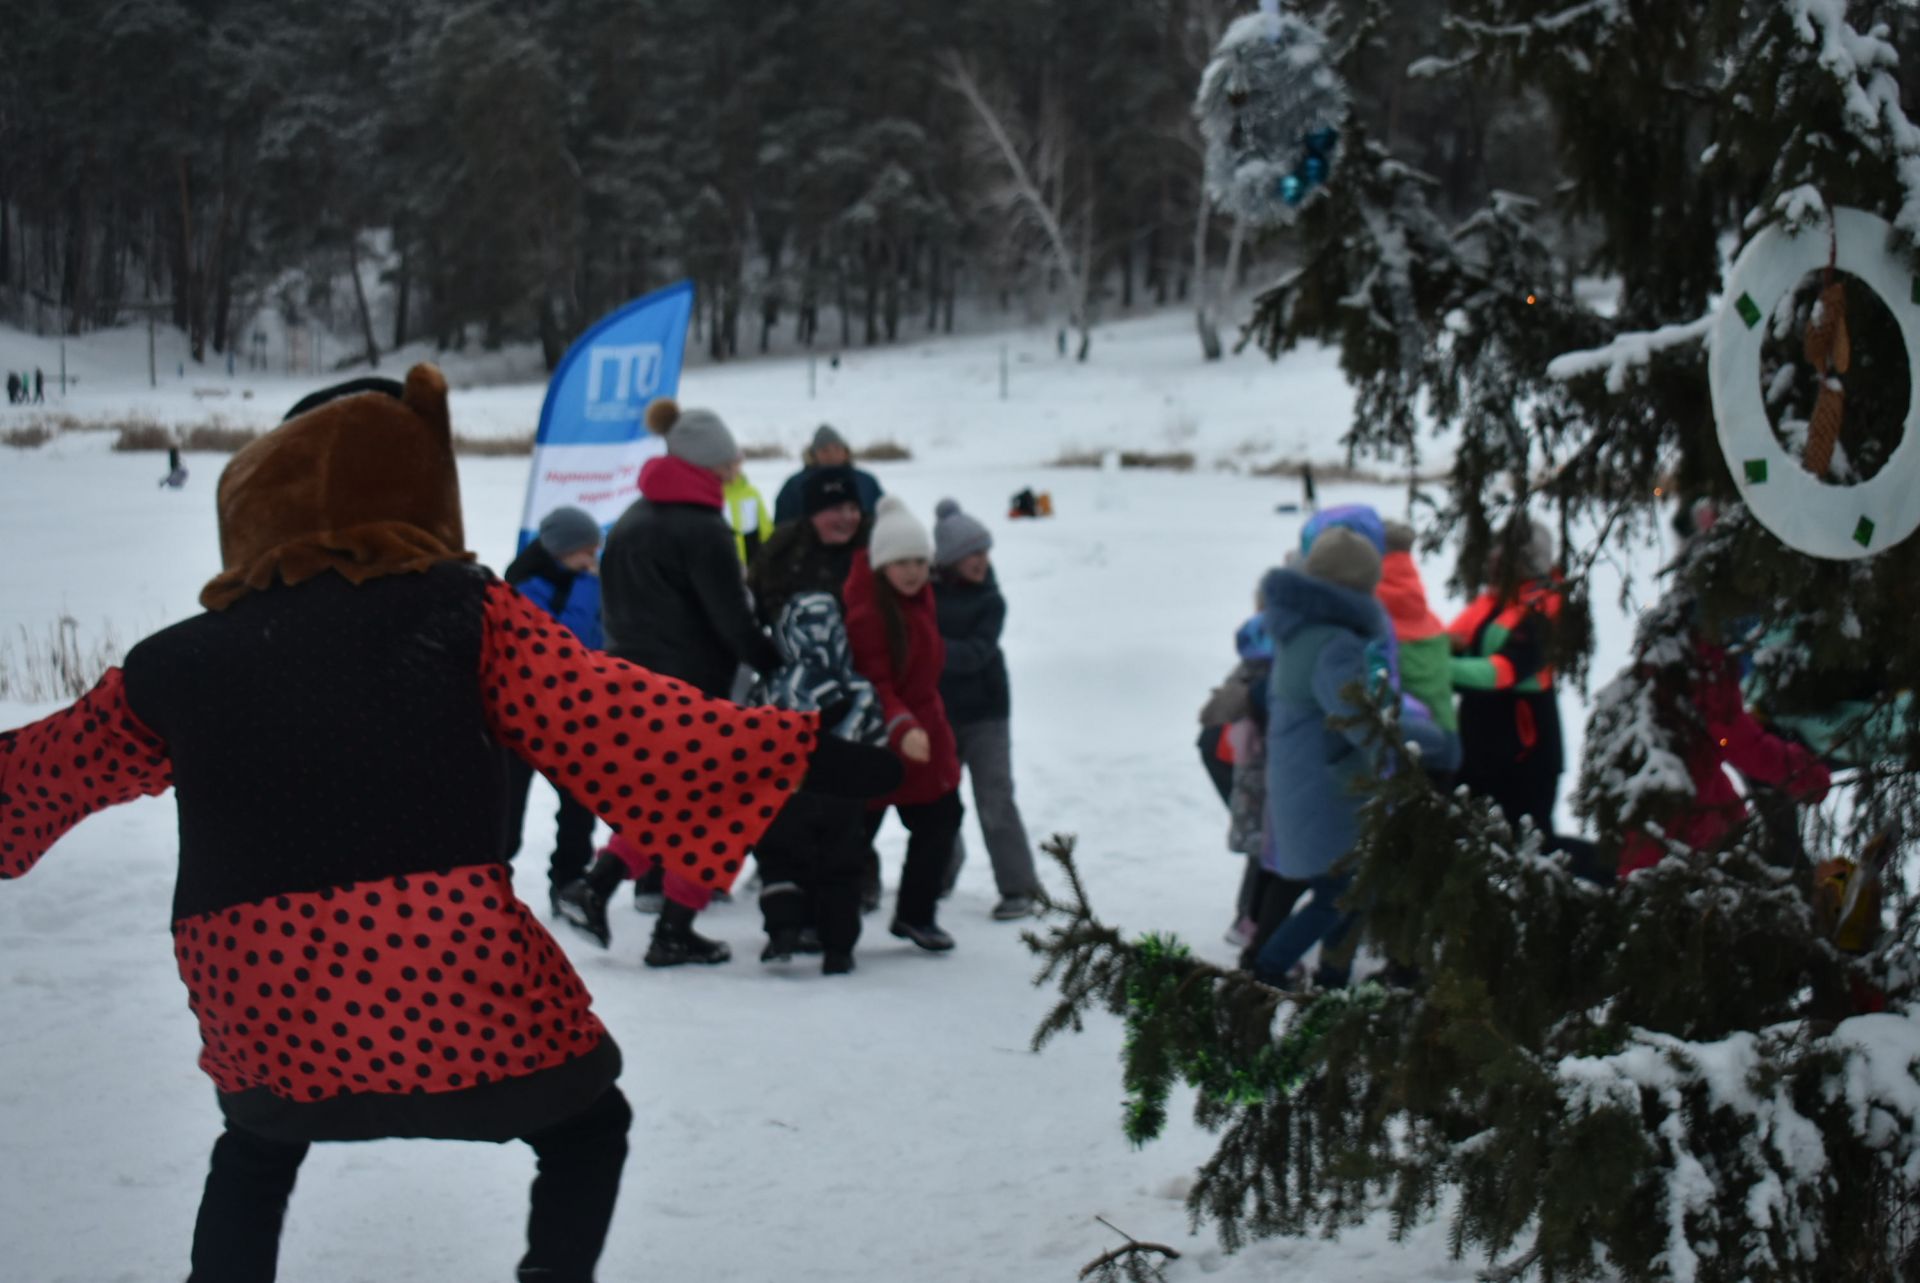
[
  {"xmin": 5, "ymin": 371, "xmax": 18, "ymax": 404},
  {"xmin": 0, "ymin": 366, "xmax": 896, "ymax": 1283},
  {"xmin": 501, "ymin": 505, "xmax": 606, "ymax": 916},
  {"xmin": 772, "ymin": 424, "xmax": 883, "ymax": 525},
  {"xmin": 34, "ymin": 367, "xmax": 45, "ymax": 403},
  {"xmin": 160, "ymin": 446, "xmax": 190, "ymax": 489},
  {"xmin": 563, "ymin": 398, "xmax": 784, "ymax": 964},
  {"xmin": 930, "ymin": 498, "xmax": 1043, "ymax": 920}
]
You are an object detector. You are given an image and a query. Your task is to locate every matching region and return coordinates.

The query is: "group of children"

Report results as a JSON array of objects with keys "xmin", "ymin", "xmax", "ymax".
[
  {"xmin": 504, "ymin": 404, "xmax": 1043, "ymax": 978},
  {"xmin": 1203, "ymin": 498, "xmax": 1836, "ymax": 991}
]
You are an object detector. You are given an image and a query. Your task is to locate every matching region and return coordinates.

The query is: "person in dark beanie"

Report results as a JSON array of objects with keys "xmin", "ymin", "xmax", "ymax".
[
  {"xmin": 749, "ymin": 465, "xmax": 869, "ymax": 626},
  {"xmin": 501, "ymin": 506, "xmax": 606, "ymax": 915},
  {"xmin": 844, "ymin": 497, "xmax": 966, "ymax": 951},
  {"xmin": 772, "ymin": 423, "xmax": 884, "ymax": 525},
  {"xmin": 568, "ymin": 397, "xmax": 784, "ymax": 965},
  {"xmin": 0, "ymin": 366, "xmax": 903, "ymax": 1282},
  {"xmin": 931, "ymin": 498, "xmax": 1042, "ymax": 920}
]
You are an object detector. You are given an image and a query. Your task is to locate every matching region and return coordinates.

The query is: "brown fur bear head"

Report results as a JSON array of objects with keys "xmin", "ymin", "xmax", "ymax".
[{"xmin": 200, "ymin": 363, "xmax": 472, "ymax": 610}]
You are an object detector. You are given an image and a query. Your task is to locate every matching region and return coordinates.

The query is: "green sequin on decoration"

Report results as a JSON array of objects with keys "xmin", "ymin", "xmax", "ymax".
[
  {"xmin": 1855, "ymin": 517, "xmax": 1876, "ymax": 548},
  {"xmin": 1745, "ymin": 459, "xmax": 1768, "ymax": 484},
  {"xmin": 1736, "ymin": 293, "xmax": 1763, "ymax": 328}
]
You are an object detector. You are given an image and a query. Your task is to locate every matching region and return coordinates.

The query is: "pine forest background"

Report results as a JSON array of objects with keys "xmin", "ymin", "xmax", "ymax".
[{"xmin": 0, "ymin": 0, "xmax": 1558, "ymax": 370}]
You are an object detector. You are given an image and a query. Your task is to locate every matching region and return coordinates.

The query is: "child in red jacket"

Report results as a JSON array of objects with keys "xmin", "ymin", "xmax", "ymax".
[
  {"xmin": 0, "ymin": 368, "xmax": 890, "ymax": 1283},
  {"xmin": 844, "ymin": 496, "xmax": 966, "ymax": 951}
]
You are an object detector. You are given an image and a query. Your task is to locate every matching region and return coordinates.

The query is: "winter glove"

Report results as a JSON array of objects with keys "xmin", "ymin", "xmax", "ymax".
[{"xmin": 801, "ymin": 734, "xmax": 904, "ymax": 800}]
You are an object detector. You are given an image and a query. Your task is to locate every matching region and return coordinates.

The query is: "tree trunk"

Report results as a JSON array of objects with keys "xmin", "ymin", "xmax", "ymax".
[
  {"xmin": 862, "ymin": 243, "xmax": 878, "ymax": 346},
  {"xmin": 393, "ymin": 247, "xmax": 411, "ymax": 350},
  {"xmin": 347, "ymin": 234, "xmax": 380, "ymax": 368},
  {"xmin": 837, "ymin": 262, "xmax": 850, "ymax": 348},
  {"xmin": 1193, "ymin": 186, "xmax": 1222, "ymax": 361}
]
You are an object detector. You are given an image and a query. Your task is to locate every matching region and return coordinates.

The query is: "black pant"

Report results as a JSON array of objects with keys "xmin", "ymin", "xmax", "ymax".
[
  {"xmin": 758, "ymin": 791, "xmax": 868, "ymax": 954},
  {"xmin": 187, "ymin": 1086, "xmax": 632, "ymax": 1283},
  {"xmin": 504, "ymin": 755, "xmax": 598, "ymax": 892},
  {"xmin": 864, "ymin": 791, "xmax": 964, "ymax": 928},
  {"xmin": 1242, "ymin": 868, "xmax": 1310, "ymax": 969}
]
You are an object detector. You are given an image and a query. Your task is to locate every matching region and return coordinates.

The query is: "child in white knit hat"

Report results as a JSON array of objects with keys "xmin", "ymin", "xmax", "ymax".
[{"xmin": 842, "ymin": 497, "xmax": 966, "ymax": 951}]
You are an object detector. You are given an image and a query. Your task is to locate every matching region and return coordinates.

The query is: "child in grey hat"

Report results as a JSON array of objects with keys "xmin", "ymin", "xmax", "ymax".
[{"xmin": 931, "ymin": 499, "xmax": 1042, "ymax": 919}]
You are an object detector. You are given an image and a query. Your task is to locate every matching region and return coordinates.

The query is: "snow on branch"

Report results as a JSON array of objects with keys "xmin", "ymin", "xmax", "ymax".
[
  {"xmin": 1788, "ymin": 0, "xmax": 1920, "ymax": 241},
  {"xmin": 1450, "ymin": 0, "xmax": 1622, "ymax": 45},
  {"xmin": 1544, "ymin": 315, "xmax": 1713, "ymax": 391}
]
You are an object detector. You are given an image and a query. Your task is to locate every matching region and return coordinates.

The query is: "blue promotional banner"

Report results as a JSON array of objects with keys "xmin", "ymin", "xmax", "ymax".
[{"xmin": 517, "ymin": 280, "xmax": 695, "ymax": 549}]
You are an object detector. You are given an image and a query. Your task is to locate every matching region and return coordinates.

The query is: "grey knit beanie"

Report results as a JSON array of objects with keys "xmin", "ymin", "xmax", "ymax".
[
  {"xmin": 647, "ymin": 398, "xmax": 739, "ymax": 471},
  {"xmin": 1517, "ymin": 519, "xmax": 1556, "ymax": 579},
  {"xmin": 537, "ymin": 506, "xmax": 602, "ymax": 557},
  {"xmin": 810, "ymin": 423, "xmax": 850, "ymax": 455},
  {"xmin": 868, "ymin": 495, "xmax": 934, "ymax": 568},
  {"xmin": 1383, "ymin": 520, "xmax": 1416, "ymax": 554},
  {"xmin": 932, "ymin": 498, "xmax": 993, "ymax": 567},
  {"xmin": 1302, "ymin": 526, "xmax": 1382, "ymax": 594}
]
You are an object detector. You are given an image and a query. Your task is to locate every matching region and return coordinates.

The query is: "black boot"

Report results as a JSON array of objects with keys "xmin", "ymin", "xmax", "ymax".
[
  {"xmin": 645, "ymin": 901, "xmax": 732, "ymax": 968},
  {"xmin": 556, "ymin": 854, "xmax": 626, "ymax": 949}
]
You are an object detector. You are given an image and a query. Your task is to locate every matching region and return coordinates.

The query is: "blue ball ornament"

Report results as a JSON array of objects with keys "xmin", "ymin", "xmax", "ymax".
[
  {"xmin": 1306, "ymin": 127, "xmax": 1339, "ymax": 157},
  {"xmin": 1302, "ymin": 154, "xmax": 1327, "ymax": 185},
  {"xmin": 1278, "ymin": 173, "xmax": 1305, "ymax": 205}
]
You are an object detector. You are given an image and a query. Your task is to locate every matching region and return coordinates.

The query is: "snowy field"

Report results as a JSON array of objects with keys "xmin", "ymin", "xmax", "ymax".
[{"xmin": 0, "ymin": 313, "xmax": 1646, "ymax": 1281}]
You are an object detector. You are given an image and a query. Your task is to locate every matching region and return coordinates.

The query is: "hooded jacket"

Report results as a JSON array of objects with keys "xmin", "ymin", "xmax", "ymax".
[
  {"xmin": 503, "ymin": 540, "xmax": 603, "ymax": 650},
  {"xmin": 0, "ymin": 366, "xmax": 817, "ymax": 1145},
  {"xmin": 1377, "ymin": 549, "xmax": 1456, "ymax": 734},
  {"xmin": 1261, "ymin": 566, "xmax": 1444, "ymax": 880},
  {"xmin": 601, "ymin": 455, "xmax": 780, "ymax": 696},
  {"xmin": 843, "ymin": 550, "xmax": 962, "ymax": 807}
]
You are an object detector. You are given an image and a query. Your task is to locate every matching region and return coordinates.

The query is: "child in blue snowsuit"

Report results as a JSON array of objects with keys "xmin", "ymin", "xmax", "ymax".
[{"xmin": 501, "ymin": 506, "xmax": 606, "ymax": 912}]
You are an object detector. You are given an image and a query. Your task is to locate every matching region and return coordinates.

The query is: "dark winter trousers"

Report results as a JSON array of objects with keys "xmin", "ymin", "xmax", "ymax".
[
  {"xmin": 503, "ymin": 754, "xmax": 598, "ymax": 894},
  {"xmin": 865, "ymin": 790, "xmax": 964, "ymax": 929},
  {"xmin": 757, "ymin": 790, "xmax": 868, "ymax": 955},
  {"xmin": 186, "ymin": 1086, "xmax": 633, "ymax": 1283},
  {"xmin": 946, "ymin": 719, "xmax": 1041, "ymax": 899}
]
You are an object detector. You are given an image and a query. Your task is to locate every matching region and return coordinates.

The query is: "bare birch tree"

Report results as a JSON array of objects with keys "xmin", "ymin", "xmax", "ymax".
[{"xmin": 941, "ymin": 54, "xmax": 1093, "ymax": 361}]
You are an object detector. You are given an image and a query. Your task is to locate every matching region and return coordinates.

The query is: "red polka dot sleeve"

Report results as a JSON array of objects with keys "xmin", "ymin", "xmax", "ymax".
[
  {"xmin": 478, "ymin": 579, "xmax": 815, "ymax": 897},
  {"xmin": 1, "ymin": 669, "xmax": 173, "ymax": 879}
]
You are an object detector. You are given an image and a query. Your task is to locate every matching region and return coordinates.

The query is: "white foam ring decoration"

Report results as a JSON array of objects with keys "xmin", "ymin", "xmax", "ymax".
[{"xmin": 1709, "ymin": 206, "xmax": 1920, "ymax": 560}]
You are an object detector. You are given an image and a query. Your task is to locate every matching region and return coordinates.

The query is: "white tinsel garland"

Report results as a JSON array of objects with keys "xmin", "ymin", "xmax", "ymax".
[{"xmin": 1194, "ymin": 2, "xmax": 1347, "ymax": 229}]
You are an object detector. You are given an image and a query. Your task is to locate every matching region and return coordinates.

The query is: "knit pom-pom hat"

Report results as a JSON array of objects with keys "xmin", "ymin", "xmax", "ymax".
[
  {"xmin": 868, "ymin": 495, "xmax": 934, "ymax": 568},
  {"xmin": 647, "ymin": 397, "xmax": 739, "ymax": 471},
  {"xmin": 932, "ymin": 498, "xmax": 993, "ymax": 568}
]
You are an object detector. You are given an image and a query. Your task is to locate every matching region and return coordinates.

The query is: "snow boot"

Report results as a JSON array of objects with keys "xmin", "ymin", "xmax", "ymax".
[
  {"xmin": 822, "ymin": 950, "xmax": 856, "ymax": 976},
  {"xmin": 889, "ymin": 918, "xmax": 955, "ymax": 953},
  {"xmin": 645, "ymin": 901, "xmax": 732, "ymax": 968},
  {"xmin": 555, "ymin": 853, "xmax": 626, "ymax": 950},
  {"xmin": 761, "ymin": 925, "xmax": 805, "ymax": 964}
]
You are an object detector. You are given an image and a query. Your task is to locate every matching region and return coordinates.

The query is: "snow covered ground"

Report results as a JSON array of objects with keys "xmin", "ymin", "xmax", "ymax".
[{"xmin": 0, "ymin": 312, "xmax": 1646, "ymax": 1281}]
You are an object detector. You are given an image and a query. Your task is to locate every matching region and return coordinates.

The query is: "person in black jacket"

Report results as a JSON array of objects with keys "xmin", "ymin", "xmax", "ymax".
[
  {"xmin": 567, "ymin": 398, "xmax": 783, "ymax": 965},
  {"xmin": 931, "ymin": 499, "xmax": 1042, "ymax": 920}
]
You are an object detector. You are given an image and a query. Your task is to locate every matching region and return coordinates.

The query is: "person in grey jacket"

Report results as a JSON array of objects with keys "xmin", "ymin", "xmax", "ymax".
[
  {"xmin": 932, "ymin": 499, "xmax": 1042, "ymax": 920},
  {"xmin": 1251, "ymin": 527, "xmax": 1448, "ymax": 986}
]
